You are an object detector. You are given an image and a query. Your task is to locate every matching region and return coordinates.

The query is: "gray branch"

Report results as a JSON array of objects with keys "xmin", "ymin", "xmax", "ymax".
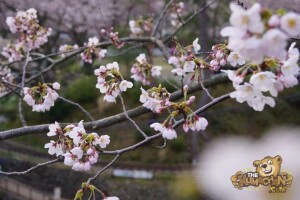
[
  {"xmin": 0, "ymin": 157, "xmax": 61, "ymax": 175},
  {"xmin": 0, "ymin": 74, "xmax": 229, "ymax": 140}
]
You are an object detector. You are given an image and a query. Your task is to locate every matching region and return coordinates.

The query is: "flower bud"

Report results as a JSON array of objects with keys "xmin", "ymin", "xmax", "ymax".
[{"xmin": 183, "ymin": 85, "xmax": 188, "ymax": 91}]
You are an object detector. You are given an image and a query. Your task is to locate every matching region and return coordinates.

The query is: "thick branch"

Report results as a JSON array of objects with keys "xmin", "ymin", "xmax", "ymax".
[{"xmin": 0, "ymin": 74, "xmax": 229, "ymax": 140}]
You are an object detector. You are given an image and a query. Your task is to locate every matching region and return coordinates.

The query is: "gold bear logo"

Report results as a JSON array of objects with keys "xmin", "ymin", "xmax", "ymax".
[
  {"xmin": 253, "ymin": 155, "xmax": 282, "ymax": 177},
  {"xmin": 231, "ymin": 155, "xmax": 293, "ymax": 193}
]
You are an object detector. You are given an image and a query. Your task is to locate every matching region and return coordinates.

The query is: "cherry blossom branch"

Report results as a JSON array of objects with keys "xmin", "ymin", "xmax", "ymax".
[
  {"xmin": 1, "ymin": 36, "xmax": 170, "ymax": 69},
  {"xmin": 0, "ymin": 74, "xmax": 229, "ymax": 140},
  {"xmin": 119, "ymin": 94, "xmax": 148, "ymax": 138},
  {"xmin": 86, "ymin": 154, "xmax": 120, "ymax": 184},
  {"xmin": 151, "ymin": 0, "xmax": 175, "ymax": 36},
  {"xmin": 58, "ymin": 96, "xmax": 95, "ymax": 121},
  {"xmin": 102, "ymin": 93, "xmax": 230, "ymax": 155},
  {"xmin": 164, "ymin": 0, "xmax": 217, "ymax": 42},
  {"xmin": 174, "ymin": 93, "xmax": 230, "ymax": 127},
  {"xmin": 1, "ymin": 37, "xmax": 170, "ymax": 100},
  {"xmin": 0, "ymin": 53, "xmax": 76, "ymax": 100},
  {"xmin": 0, "ymin": 93, "xmax": 229, "ymax": 178},
  {"xmin": 0, "ymin": 157, "xmax": 62, "ymax": 175}
]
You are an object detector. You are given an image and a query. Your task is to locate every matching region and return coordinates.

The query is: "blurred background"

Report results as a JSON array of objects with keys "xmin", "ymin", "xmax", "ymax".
[{"xmin": 0, "ymin": 0, "xmax": 300, "ymax": 199}]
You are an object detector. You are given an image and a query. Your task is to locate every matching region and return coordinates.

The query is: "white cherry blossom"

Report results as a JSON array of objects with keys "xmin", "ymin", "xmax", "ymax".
[
  {"xmin": 249, "ymin": 71, "xmax": 278, "ymax": 97},
  {"xmin": 227, "ymin": 52, "xmax": 245, "ymax": 67},
  {"xmin": 221, "ymin": 70, "xmax": 243, "ymax": 87},
  {"xmin": 47, "ymin": 122, "xmax": 61, "ymax": 137},
  {"xmin": 150, "ymin": 123, "xmax": 177, "ymax": 140},
  {"xmin": 119, "ymin": 80, "xmax": 133, "ymax": 92},
  {"xmin": 280, "ymin": 12, "xmax": 300, "ymax": 36},
  {"xmin": 44, "ymin": 141, "xmax": 63, "ymax": 156},
  {"xmin": 262, "ymin": 29, "xmax": 287, "ymax": 60},
  {"xmin": 151, "ymin": 66, "xmax": 162, "ymax": 77},
  {"xmin": 249, "ymin": 94, "xmax": 275, "ymax": 111},
  {"xmin": 229, "ymin": 3, "xmax": 264, "ymax": 34},
  {"xmin": 192, "ymin": 38, "xmax": 201, "ymax": 53},
  {"xmin": 230, "ymin": 83, "xmax": 257, "ymax": 104},
  {"xmin": 94, "ymin": 135, "xmax": 110, "ymax": 149}
]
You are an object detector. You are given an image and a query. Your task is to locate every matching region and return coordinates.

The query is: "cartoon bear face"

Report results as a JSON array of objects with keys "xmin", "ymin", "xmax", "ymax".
[{"xmin": 253, "ymin": 155, "xmax": 282, "ymax": 177}]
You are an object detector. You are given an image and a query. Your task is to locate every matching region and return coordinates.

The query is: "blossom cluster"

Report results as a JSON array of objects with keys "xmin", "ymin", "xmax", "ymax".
[
  {"xmin": 59, "ymin": 44, "xmax": 79, "ymax": 58},
  {"xmin": 208, "ymin": 44, "xmax": 245, "ymax": 71},
  {"xmin": 147, "ymin": 85, "xmax": 208, "ymax": 140},
  {"xmin": 23, "ymin": 82, "xmax": 60, "ymax": 112},
  {"xmin": 227, "ymin": 42, "xmax": 299, "ymax": 111},
  {"xmin": 109, "ymin": 30, "xmax": 125, "ymax": 49},
  {"xmin": 101, "ymin": 27, "xmax": 125, "ymax": 49},
  {"xmin": 80, "ymin": 37, "xmax": 107, "ymax": 64},
  {"xmin": 168, "ymin": 38, "xmax": 201, "ymax": 77},
  {"xmin": 2, "ymin": 42, "xmax": 26, "ymax": 62},
  {"xmin": 129, "ymin": 17, "xmax": 153, "ymax": 36},
  {"xmin": 94, "ymin": 62, "xmax": 133, "ymax": 102},
  {"xmin": 6, "ymin": 8, "xmax": 51, "ymax": 51},
  {"xmin": 44, "ymin": 121, "xmax": 110, "ymax": 171},
  {"xmin": 131, "ymin": 53, "xmax": 162, "ymax": 85},
  {"xmin": 221, "ymin": 3, "xmax": 300, "ymax": 64},
  {"xmin": 169, "ymin": 1, "xmax": 185, "ymax": 28},
  {"xmin": 140, "ymin": 85, "xmax": 170, "ymax": 113},
  {"xmin": 0, "ymin": 66, "xmax": 15, "ymax": 96}
]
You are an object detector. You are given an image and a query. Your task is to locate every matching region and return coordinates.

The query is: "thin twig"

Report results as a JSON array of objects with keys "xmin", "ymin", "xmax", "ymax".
[
  {"xmin": 173, "ymin": 93, "xmax": 230, "ymax": 128},
  {"xmin": 199, "ymin": 70, "xmax": 214, "ymax": 100},
  {"xmin": 30, "ymin": 52, "xmax": 55, "ymax": 63},
  {"xmin": 102, "ymin": 93, "xmax": 230, "ymax": 155},
  {"xmin": 119, "ymin": 94, "xmax": 148, "ymax": 138},
  {"xmin": 161, "ymin": 76, "xmax": 180, "ymax": 90},
  {"xmin": 108, "ymin": 44, "xmax": 144, "ymax": 57},
  {"xmin": 0, "ymin": 157, "xmax": 61, "ymax": 175},
  {"xmin": 1, "ymin": 82, "xmax": 22, "ymax": 97},
  {"xmin": 152, "ymin": 138, "xmax": 167, "ymax": 149},
  {"xmin": 87, "ymin": 154, "xmax": 120, "ymax": 184},
  {"xmin": 1, "ymin": 81, "xmax": 22, "ymax": 89},
  {"xmin": 152, "ymin": 0, "xmax": 175, "ymax": 36},
  {"xmin": 18, "ymin": 50, "xmax": 31, "ymax": 127},
  {"xmin": 164, "ymin": 0, "xmax": 217, "ymax": 42},
  {"xmin": 58, "ymin": 96, "xmax": 95, "ymax": 121}
]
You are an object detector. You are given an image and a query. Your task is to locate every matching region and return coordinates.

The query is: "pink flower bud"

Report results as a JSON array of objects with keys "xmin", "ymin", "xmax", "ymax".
[
  {"xmin": 87, "ymin": 148, "xmax": 94, "ymax": 155},
  {"xmin": 189, "ymin": 96, "xmax": 196, "ymax": 102},
  {"xmin": 268, "ymin": 15, "xmax": 280, "ymax": 27},
  {"xmin": 165, "ymin": 101, "xmax": 172, "ymax": 107},
  {"xmin": 183, "ymin": 85, "xmax": 188, "ymax": 91}
]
